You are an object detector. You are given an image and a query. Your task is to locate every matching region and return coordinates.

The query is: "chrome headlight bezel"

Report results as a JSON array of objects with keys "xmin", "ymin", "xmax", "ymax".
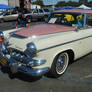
[{"xmin": 26, "ymin": 42, "xmax": 37, "ymax": 57}]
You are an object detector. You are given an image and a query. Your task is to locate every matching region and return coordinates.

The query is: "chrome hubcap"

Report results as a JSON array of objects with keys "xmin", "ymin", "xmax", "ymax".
[
  {"xmin": 28, "ymin": 19, "xmax": 31, "ymax": 22},
  {"xmin": 56, "ymin": 53, "xmax": 68, "ymax": 74}
]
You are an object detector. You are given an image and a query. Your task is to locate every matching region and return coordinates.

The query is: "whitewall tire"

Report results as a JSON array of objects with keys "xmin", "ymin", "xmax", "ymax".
[{"xmin": 50, "ymin": 52, "xmax": 69, "ymax": 78}]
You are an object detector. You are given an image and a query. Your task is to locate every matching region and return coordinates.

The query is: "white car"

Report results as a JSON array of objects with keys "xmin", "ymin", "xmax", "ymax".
[
  {"xmin": 0, "ymin": 9, "xmax": 92, "ymax": 78},
  {"xmin": 0, "ymin": 10, "xmax": 31, "ymax": 23},
  {"xmin": 0, "ymin": 11, "xmax": 18, "ymax": 22}
]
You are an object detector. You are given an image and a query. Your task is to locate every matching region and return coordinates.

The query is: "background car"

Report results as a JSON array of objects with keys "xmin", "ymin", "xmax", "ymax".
[
  {"xmin": 0, "ymin": 8, "xmax": 31, "ymax": 23},
  {"xmin": 0, "ymin": 10, "xmax": 18, "ymax": 22},
  {"xmin": 29, "ymin": 8, "xmax": 50, "ymax": 21}
]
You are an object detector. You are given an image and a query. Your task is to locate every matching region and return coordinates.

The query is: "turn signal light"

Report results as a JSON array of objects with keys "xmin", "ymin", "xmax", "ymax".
[{"xmin": 0, "ymin": 37, "xmax": 3, "ymax": 42}]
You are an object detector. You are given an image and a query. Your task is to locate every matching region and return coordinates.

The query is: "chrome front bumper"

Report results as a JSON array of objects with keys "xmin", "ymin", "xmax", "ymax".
[{"xmin": 0, "ymin": 51, "xmax": 49, "ymax": 76}]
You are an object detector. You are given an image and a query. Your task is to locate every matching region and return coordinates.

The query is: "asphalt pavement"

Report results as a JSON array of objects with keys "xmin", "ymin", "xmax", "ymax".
[{"xmin": 0, "ymin": 21, "xmax": 92, "ymax": 92}]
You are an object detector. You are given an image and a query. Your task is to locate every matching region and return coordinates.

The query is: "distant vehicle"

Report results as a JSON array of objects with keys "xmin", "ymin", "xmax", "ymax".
[
  {"xmin": 0, "ymin": 8, "xmax": 32, "ymax": 23},
  {"xmin": 0, "ymin": 8, "xmax": 51, "ymax": 23},
  {"xmin": 28, "ymin": 8, "xmax": 50, "ymax": 21},
  {"xmin": 0, "ymin": 11, "xmax": 18, "ymax": 22}
]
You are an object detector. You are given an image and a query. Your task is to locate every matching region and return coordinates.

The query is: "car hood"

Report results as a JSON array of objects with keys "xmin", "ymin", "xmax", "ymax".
[
  {"xmin": 13, "ymin": 24, "xmax": 76, "ymax": 37},
  {"xmin": 8, "ymin": 24, "xmax": 76, "ymax": 51}
]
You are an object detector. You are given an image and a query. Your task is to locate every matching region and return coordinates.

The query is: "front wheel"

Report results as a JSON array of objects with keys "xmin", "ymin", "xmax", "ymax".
[
  {"xmin": 50, "ymin": 52, "xmax": 69, "ymax": 78},
  {"xmin": 26, "ymin": 16, "xmax": 31, "ymax": 23}
]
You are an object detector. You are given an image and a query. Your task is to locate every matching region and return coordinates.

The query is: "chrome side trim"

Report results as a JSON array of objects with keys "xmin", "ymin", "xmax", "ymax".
[
  {"xmin": 38, "ymin": 35, "xmax": 92, "ymax": 52},
  {"xmin": 10, "ymin": 33, "xmax": 27, "ymax": 39}
]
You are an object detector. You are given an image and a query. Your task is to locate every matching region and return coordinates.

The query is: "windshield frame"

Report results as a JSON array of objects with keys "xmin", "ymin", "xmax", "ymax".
[{"xmin": 46, "ymin": 12, "xmax": 85, "ymax": 28}]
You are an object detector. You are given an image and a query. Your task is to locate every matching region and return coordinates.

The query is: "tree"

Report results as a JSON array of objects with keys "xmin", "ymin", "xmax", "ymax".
[
  {"xmin": 66, "ymin": 1, "xmax": 79, "ymax": 7},
  {"xmin": 79, "ymin": 0, "xmax": 88, "ymax": 5},
  {"xmin": 32, "ymin": 0, "xmax": 44, "ymax": 7},
  {"xmin": 86, "ymin": 1, "xmax": 92, "ymax": 7},
  {"xmin": 55, "ymin": 1, "xmax": 66, "ymax": 7},
  {"xmin": 55, "ymin": 1, "xmax": 79, "ymax": 7}
]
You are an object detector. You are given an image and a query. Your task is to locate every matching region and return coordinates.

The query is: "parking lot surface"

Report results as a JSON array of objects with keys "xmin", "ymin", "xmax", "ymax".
[{"xmin": 0, "ymin": 21, "xmax": 92, "ymax": 92}]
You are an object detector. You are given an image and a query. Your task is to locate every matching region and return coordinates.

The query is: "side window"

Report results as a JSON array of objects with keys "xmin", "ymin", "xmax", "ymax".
[
  {"xmin": 33, "ymin": 9, "xmax": 38, "ymax": 13},
  {"xmin": 39, "ymin": 9, "xmax": 43, "ymax": 13},
  {"xmin": 12, "ymin": 11, "xmax": 17, "ymax": 14},
  {"xmin": 43, "ymin": 9, "xmax": 49, "ymax": 12},
  {"xmin": 4, "ymin": 12, "xmax": 10, "ymax": 16},
  {"xmin": 87, "ymin": 15, "xmax": 92, "ymax": 26}
]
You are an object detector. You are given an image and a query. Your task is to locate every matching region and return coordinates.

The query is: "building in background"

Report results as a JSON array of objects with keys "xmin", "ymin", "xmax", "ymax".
[
  {"xmin": 8, "ymin": 0, "xmax": 31, "ymax": 8},
  {"xmin": 8, "ymin": 0, "xmax": 19, "ymax": 7},
  {"xmin": 0, "ymin": 0, "xmax": 8, "ymax": 5}
]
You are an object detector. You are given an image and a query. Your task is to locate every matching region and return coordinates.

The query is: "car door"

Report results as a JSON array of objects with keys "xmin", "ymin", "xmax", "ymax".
[
  {"xmin": 32, "ymin": 9, "xmax": 39, "ymax": 20},
  {"xmin": 11, "ymin": 11, "xmax": 18, "ymax": 20},
  {"xmin": 77, "ymin": 28, "xmax": 92, "ymax": 55},
  {"xmin": 76, "ymin": 14, "xmax": 92, "ymax": 55},
  {"xmin": 3, "ymin": 12, "xmax": 11, "ymax": 21},
  {"xmin": 82, "ymin": 14, "xmax": 92, "ymax": 52}
]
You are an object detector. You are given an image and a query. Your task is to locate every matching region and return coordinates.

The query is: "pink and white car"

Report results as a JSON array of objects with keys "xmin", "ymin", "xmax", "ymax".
[{"xmin": 0, "ymin": 9, "xmax": 92, "ymax": 78}]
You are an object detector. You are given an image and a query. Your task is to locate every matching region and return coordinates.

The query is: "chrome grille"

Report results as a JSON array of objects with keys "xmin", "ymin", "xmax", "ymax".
[{"xmin": 8, "ymin": 48, "xmax": 31, "ymax": 64}]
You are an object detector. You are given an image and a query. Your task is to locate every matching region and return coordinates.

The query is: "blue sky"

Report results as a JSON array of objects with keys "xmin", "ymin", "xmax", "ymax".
[
  {"xmin": 31, "ymin": 0, "xmax": 79, "ymax": 5},
  {"xmin": 43, "ymin": 0, "xmax": 92, "ymax": 5},
  {"xmin": 43, "ymin": 0, "xmax": 78, "ymax": 5}
]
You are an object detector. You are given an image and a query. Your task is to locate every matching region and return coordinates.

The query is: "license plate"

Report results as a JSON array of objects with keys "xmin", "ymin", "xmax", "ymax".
[{"xmin": 0, "ymin": 57, "xmax": 7, "ymax": 65}]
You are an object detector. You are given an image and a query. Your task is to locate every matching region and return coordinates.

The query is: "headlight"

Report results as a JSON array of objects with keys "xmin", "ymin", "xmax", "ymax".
[{"xmin": 26, "ymin": 42, "xmax": 37, "ymax": 57}]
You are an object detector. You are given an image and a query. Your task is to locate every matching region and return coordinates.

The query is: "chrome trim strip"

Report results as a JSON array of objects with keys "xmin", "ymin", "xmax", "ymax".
[
  {"xmin": 10, "ymin": 33, "xmax": 27, "ymax": 39},
  {"xmin": 38, "ymin": 35, "xmax": 92, "ymax": 52}
]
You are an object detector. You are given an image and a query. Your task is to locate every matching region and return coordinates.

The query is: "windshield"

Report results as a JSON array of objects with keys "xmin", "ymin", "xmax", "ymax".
[
  {"xmin": 47, "ymin": 13, "xmax": 84, "ymax": 28},
  {"xmin": 0, "ymin": 12, "xmax": 6, "ymax": 15}
]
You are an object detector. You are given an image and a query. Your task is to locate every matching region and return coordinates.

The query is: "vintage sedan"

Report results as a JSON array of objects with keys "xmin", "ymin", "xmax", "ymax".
[{"xmin": 0, "ymin": 9, "xmax": 92, "ymax": 78}]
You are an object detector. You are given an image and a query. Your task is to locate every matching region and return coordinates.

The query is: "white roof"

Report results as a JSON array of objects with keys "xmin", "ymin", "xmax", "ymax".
[{"xmin": 77, "ymin": 4, "xmax": 91, "ymax": 9}]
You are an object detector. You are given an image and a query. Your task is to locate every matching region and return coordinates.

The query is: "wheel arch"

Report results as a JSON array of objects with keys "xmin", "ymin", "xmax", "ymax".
[
  {"xmin": 49, "ymin": 49, "xmax": 75, "ymax": 78},
  {"xmin": 53, "ymin": 49, "xmax": 75, "ymax": 64}
]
